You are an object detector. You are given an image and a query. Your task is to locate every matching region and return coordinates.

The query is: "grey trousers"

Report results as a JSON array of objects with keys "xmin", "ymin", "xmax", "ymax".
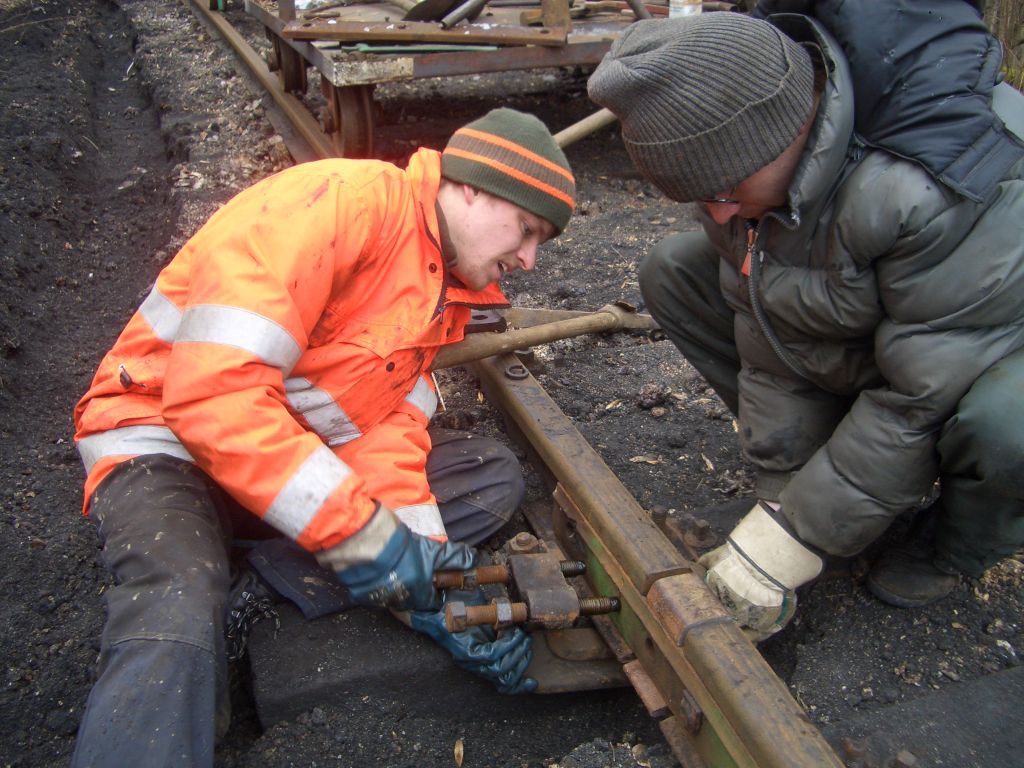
[
  {"xmin": 70, "ymin": 428, "xmax": 524, "ymax": 768},
  {"xmin": 640, "ymin": 231, "xmax": 1024, "ymax": 577}
]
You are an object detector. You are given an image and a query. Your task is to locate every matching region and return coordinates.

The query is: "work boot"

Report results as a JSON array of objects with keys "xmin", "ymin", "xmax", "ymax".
[
  {"xmin": 866, "ymin": 548, "xmax": 960, "ymax": 608},
  {"xmin": 224, "ymin": 568, "xmax": 280, "ymax": 661}
]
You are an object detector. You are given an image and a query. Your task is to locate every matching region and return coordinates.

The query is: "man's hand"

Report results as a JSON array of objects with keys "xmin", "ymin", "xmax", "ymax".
[
  {"xmin": 407, "ymin": 587, "xmax": 536, "ymax": 695},
  {"xmin": 318, "ymin": 503, "xmax": 476, "ymax": 612},
  {"xmin": 698, "ymin": 501, "xmax": 823, "ymax": 641}
]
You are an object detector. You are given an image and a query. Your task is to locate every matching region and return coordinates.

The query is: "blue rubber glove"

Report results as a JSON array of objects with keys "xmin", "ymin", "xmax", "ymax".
[
  {"xmin": 319, "ymin": 504, "xmax": 477, "ymax": 612},
  {"xmin": 408, "ymin": 588, "xmax": 537, "ymax": 695}
]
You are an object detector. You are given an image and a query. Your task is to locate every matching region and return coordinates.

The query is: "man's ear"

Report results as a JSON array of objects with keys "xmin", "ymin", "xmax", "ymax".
[{"xmin": 461, "ymin": 184, "xmax": 479, "ymax": 205}]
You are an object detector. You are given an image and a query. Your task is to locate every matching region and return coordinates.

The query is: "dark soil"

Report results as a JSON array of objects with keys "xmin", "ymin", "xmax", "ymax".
[{"xmin": 1, "ymin": 0, "xmax": 1022, "ymax": 766}]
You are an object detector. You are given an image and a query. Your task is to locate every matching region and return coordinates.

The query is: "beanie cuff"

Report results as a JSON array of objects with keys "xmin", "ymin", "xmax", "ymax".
[
  {"xmin": 587, "ymin": 15, "xmax": 815, "ymax": 202},
  {"xmin": 441, "ymin": 110, "xmax": 575, "ymax": 234}
]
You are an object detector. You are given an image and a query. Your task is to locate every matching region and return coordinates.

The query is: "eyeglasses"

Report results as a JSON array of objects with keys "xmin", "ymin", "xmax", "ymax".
[{"xmin": 700, "ymin": 186, "xmax": 739, "ymax": 205}]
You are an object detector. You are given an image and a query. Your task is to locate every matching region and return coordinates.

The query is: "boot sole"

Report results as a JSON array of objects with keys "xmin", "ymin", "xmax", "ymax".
[{"xmin": 865, "ymin": 576, "xmax": 953, "ymax": 609}]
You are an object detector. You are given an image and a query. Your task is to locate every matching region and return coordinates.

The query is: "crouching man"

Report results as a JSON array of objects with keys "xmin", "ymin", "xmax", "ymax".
[{"xmin": 588, "ymin": 6, "xmax": 1024, "ymax": 639}]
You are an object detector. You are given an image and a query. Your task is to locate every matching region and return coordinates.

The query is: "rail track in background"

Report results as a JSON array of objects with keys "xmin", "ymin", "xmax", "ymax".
[{"xmin": 179, "ymin": 2, "xmax": 1024, "ymax": 767}]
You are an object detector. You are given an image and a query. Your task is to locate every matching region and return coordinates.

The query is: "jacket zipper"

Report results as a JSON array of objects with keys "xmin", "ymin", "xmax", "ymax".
[{"xmin": 744, "ymin": 219, "xmax": 823, "ymax": 386}]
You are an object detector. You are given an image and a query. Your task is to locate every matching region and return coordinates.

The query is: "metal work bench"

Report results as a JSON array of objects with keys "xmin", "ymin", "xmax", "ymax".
[{"xmin": 245, "ymin": 0, "xmax": 656, "ymax": 155}]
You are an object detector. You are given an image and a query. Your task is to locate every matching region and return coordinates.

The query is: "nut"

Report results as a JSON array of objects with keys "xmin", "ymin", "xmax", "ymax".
[{"xmin": 445, "ymin": 601, "xmax": 468, "ymax": 633}]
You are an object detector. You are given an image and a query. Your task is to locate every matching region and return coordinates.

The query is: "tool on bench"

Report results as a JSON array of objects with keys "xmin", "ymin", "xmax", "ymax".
[
  {"xmin": 400, "ymin": 0, "xmax": 486, "ymax": 22},
  {"xmin": 520, "ymin": 0, "xmax": 666, "ymax": 24},
  {"xmin": 434, "ymin": 551, "xmax": 621, "ymax": 632}
]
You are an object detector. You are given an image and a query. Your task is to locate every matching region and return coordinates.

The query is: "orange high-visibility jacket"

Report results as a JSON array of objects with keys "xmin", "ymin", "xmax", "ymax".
[{"xmin": 74, "ymin": 149, "xmax": 508, "ymax": 551}]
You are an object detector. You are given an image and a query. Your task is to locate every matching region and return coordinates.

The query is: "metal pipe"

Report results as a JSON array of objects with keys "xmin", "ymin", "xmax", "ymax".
[
  {"xmin": 430, "ymin": 303, "xmax": 655, "ymax": 370},
  {"xmin": 553, "ymin": 107, "xmax": 617, "ymax": 149},
  {"xmin": 620, "ymin": 0, "xmax": 652, "ymax": 19},
  {"xmin": 440, "ymin": 0, "xmax": 488, "ymax": 27}
]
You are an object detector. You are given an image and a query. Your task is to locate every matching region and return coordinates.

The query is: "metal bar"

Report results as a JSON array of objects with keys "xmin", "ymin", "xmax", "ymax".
[
  {"xmin": 554, "ymin": 107, "xmax": 616, "ymax": 148},
  {"xmin": 283, "ymin": 18, "xmax": 569, "ymax": 46},
  {"xmin": 431, "ymin": 303, "xmax": 656, "ymax": 370},
  {"xmin": 410, "ymin": 38, "xmax": 611, "ymax": 73},
  {"xmin": 473, "ymin": 353, "xmax": 844, "ymax": 768},
  {"xmin": 440, "ymin": 0, "xmax": 489, "ymax": 27},
  {"xmin": 250, "ymin": 0, "xmax": 614, "ymax": 86},
  {"xmin": 620, "ymin": 0, "xmax": 652, "ymax": 19}
]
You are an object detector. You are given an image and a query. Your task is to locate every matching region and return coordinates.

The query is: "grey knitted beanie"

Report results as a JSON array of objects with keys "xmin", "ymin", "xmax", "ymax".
[{"xmin": 587, "ymin": 15, "xmax": 815, "ymax": 203}]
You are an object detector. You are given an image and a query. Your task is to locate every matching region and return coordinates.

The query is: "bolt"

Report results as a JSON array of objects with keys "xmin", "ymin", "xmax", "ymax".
[
  {"xmin": 559, "ymin": 560, "xmax": 587, "ymax": 577},
  {"xmin": 693, "ymin": 519, "xmax": 712, "ymax": 542},
  {"xmin": 319, "ymin": 108, "xmax": 335, "ymax": 133},
  {"xmin": 514, "ymin": 348, "xmax": 535, "ymax": 362},
  {"xmin": 578, "ymin": 597, "xmax": 620, "ymax": 615},
  {"xmin": 265, "ymin": 48, "xmax": 280, "ymax": 72},
  {"xmin": 445, "ymin": 601, "xmax": 469, "ymax": 632},
  {"xmin": 649, "ymin": 505, "xmax": 668, "ymax": 525},
  {"xmin": 508, "ymin": 532, "xmax": 541, "ymax": 554},
  {"xmin": 504, "ymin": 363, "xmax": 529, "ymax": 380}
]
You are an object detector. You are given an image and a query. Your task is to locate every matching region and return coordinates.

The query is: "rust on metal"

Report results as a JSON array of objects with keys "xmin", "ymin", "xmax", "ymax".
[
  {"xmin": 544, "ymin": 627, "xmax": 616, "ymax": 662},
  {"xmin": 433, "ymin": 563, "xmax": 510, "ymax": 590},
  {"xmin": 647, "ymin": 572, "xmax": 733, "ymax": 647},
  {"xmin": 678, "ymin": 688, "xmax": 704, "ymax": 734},
  {"xmin": 431, "ymin": 303, "xmax": 658, "ymax": 371},
  {"xmin": 474, "ymin": 353, "xmax": 844, "ymax": 768},
  {"xmin": 477, "ymin": 367, "xmax": 689, "ymax": 595},
  {"xmin": 282, "ymin": 18, "xmax": 569, "ymax": 47},
  {"xmin": 445, "ymin": 598, "xmax": 529, "ymax": 631},
  {"xmin": 624, "ymin": 660, "xmax": 671, "ymax": 720},
  {"xmin": 507, "ymin": 531, "xmax": 543, "ymax": 555},
  {"xmin": 509, "ymin": 552, "xmax": 581, "ymax": 629}
]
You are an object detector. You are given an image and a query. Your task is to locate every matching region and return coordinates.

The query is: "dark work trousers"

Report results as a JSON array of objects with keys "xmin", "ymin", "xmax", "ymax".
[
  {"xmin": 640, "ymin": 231, "xmax": 1024, "ymax": 578},
  {"xmin": 70, "ymin": 427, "xmax": 524, "ymax": 768}
]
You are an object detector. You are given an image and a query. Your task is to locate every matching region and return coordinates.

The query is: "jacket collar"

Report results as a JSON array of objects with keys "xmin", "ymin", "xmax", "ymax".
[
  {"xmin": 406, "ymin": 148, "xmax": 509, "ymax": 310},
  {"xmin": 767, "ymin": 14, "xmax": 856, "ymax": 229}
]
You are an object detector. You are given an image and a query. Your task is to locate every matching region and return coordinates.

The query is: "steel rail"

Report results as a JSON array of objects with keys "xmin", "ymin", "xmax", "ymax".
[
  {"xmin": 474, "ymin": 353, "xmax": 843, "ymax": 768},
  {"xmin": 183, "ymin": 0, "xmax": 334, "ymax": 159}
]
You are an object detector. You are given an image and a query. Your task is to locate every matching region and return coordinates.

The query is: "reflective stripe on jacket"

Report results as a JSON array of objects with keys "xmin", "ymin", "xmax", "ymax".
[{"xmin": 74, "ymin": 149, "xmax": 508, "ymax": 550}]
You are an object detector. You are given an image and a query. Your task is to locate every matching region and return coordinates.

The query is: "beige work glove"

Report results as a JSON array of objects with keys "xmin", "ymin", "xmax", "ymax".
[{"xmin": 698, "ymin": 502, "xmax": 823, "ymax": 642}]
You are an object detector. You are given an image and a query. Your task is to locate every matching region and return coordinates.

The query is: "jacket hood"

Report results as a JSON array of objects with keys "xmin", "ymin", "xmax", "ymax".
[
  {"xmin": 760, "ymin": 0, "xmax": 1024, "ymax": 203},
  {"xmin": 769, "ymin": 14, "xmax": 855, "ymax": 228}
]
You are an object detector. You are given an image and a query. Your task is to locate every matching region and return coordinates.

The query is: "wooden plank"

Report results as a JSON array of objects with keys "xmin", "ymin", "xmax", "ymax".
[{"xmin": 282, "ymin": 18, "xmax": 568, "ymax": 46}]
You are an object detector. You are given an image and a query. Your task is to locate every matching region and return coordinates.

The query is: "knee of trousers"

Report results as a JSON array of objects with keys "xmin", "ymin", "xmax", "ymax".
[
  {"xmin": 92, "ymin": 460, "xmax": 232, "ymax": 653},
  {"xmin": 101, "ymin": 561, "xmax": 230, "ymax": 654},
  {"xmin": 638, "ymin": 233, "xmax": 714, "ymax": 306},
  {"xmin": 940, "ymin": 360, "xmax": 1024, "ymax": 499},
  {"xmin": 469, "ymin": 439, "xmax": 525, "ymax": 523}
]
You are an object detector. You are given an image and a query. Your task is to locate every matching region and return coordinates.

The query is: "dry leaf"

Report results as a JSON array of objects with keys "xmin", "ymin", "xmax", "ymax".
[
  {"xmin": 629, "ymin": 455, "xmax": 663, "ymax": 465},
  {"xmin": 701, "ymin": 453, "xmax": 715, "ymax": 472},
  {"xmin": 604, "ymin": 399, "xmax": 622, "ymax": 410},
  {"xmin": 454, "ymin": 737, "xmax": 464, "ymax": 767}
]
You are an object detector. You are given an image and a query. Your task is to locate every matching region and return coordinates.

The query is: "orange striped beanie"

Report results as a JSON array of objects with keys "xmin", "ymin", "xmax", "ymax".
[{"xmin": 442, "ymin": 108, "xmax": 575, "ymax": 234}]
